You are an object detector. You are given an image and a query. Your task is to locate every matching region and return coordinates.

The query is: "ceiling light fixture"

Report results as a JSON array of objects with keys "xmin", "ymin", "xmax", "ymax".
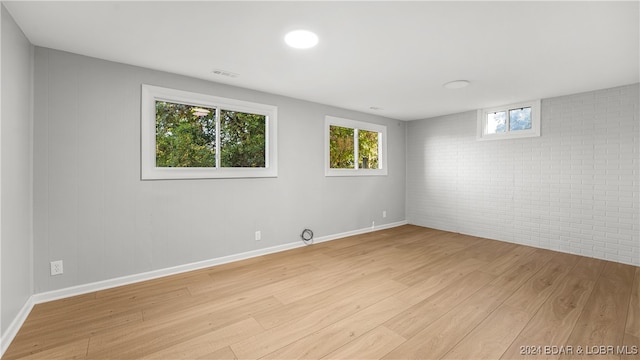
[
  {"xmin": 443, "ymin": 80, "xmax": 470, "ymax": 89},
  {"xmin": 285, "ymin": 30, "xmax": 319, "ymax": 49}
]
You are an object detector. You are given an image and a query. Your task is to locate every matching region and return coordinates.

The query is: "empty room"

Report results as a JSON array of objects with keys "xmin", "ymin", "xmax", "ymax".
[{"xmin": 1, "ymin": 1, "xmax": 638, "ymax": 359}]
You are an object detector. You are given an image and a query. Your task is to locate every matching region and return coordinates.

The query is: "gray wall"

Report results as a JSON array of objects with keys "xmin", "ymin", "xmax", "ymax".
[
  {"xmin": 33, "ymin": 47, "xmax": 406, "ymax": 293},
  {"xmin": 1, "ymin": 5, "xmax": 33, "ymax": 335},
  {"xmin": 407, "ymin": 84, "xmax": 640, "ymax": 266}
]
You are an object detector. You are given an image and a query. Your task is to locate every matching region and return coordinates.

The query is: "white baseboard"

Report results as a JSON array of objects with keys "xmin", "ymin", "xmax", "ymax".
[
  {"xmin": 32, "ymin": 220, "xmax": 406, "ymax": 304},
  {"xmin": 1, "ymin": 220, "xmax": 407, "ymax": 358},
  {"xmin": 1, "ymin": 296, "xmax": 34, "ymax": 356},
  {"xmin": 31, "ymin": 241, "xmax": 303, "ymax": 304},
  {"xmin": 314, "ymin": 220, "xmax": 408, "ymax": 244}
]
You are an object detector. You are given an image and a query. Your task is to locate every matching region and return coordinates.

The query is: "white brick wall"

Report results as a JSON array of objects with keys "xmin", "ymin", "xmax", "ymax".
[{"xmin": 406, "ymin": 84, "xmax": 639, "ymax": 266}]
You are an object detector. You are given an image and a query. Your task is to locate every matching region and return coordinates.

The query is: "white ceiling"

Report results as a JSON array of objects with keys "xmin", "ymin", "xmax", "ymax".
[{"xmin": 4, "ymin": 1, "xmax": 639, "ymax": 121}]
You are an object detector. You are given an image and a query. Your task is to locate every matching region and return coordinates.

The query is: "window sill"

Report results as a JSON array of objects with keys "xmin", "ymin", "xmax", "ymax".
[
  {"xmin": 142, "ymin": 167, "xmax": 277, "ymax": 180},
  {"xmin": 325, "ymin": 169, "xmax": 388, "ymax": 177}
]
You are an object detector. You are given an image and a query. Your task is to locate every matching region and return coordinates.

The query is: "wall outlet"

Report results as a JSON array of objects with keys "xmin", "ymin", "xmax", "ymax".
[
  {"xmin": 383, "ymin": 210, "xmax": 387, "ymax": 218},
  {"xmin": 372, "ymin": 221, "xmax": 375, "ymax": 229},
  {"xmin": 50, "ymin": 260, "xmax": 63, "ymax": 276},
  {"xmin": 255, "ymin": 231, "xmax": 261, "ymax": 241}
]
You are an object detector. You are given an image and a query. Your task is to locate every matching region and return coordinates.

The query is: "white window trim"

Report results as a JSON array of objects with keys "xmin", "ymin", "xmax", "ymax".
[
  {"xmin": 324, "ymin": 116, "xmax": 388, "ymax": 177},
  {"xmin": 477, "ymin": 99, "xmax": 541, "ymax": 141},
  {"xmin": 141, "ymin": 84, "xmax": 277, "ymax": 180}
]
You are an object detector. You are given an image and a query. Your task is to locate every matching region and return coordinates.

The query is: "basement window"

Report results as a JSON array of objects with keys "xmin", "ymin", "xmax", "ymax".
[
  {"xmin": 325, "ymin": 116, "xmax": 387, "ymax": 176},
  {"xmin": 477, "ymin": 100, "xmax": 541, "ymax": 140},
  {"xmin": 141, "ymin": 85, "xmax": 277, "ymax": 179}
]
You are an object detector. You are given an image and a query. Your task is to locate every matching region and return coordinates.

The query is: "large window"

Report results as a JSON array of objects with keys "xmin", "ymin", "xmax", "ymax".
[
  {"xmin": 325, "ymin": 116, "xmax": 387, "ymax": 176},
  {"xmin": 477, "ymin": 100, "xmax": 541, "ymax": 140},
  {"xmin": 141, "ymin": 85, "xmax": 277, "ymax": 179}
]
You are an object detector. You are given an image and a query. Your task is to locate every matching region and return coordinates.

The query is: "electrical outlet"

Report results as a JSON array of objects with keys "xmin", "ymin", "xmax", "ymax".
[
  {"xmin": 255, "ymin": 231, "xmax": 261, "ymax": 241},
  {"xmin": 383, "ymin": 210, "xmax": 387, "ymax": 218},
  {"xmin": 50, "ymin": 260, "xmax": 63, "ymax": 276},
  {"xmin": 372, "ymin": 221, "xmax": 375, "ymax": 229}
]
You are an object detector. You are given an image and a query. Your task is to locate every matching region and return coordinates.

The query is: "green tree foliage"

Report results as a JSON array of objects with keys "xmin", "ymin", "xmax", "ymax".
[
  {"xmin": 329, "ymin": 126, "xmax": 355, "ymax": 168},
  {"xmin": 220, "ymin": 110, "xmax": 266, "ymax": 167},
  {"xmin": 358, "ymin": 129, "xmax": 379, "ymax": 169},
  {"xmin": 329, "ymin": 125, "xmax": 380, "ymax": 169},
  {"xmin": 155, "ymin": 101, "xmax": 266, "ymax": 168},
  {"xmin": 155, "ymin": 101, "xmax": 216, "ymax": 167}
]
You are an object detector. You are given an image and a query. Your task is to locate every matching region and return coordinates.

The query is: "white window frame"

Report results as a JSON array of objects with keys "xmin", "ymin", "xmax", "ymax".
[
  {"xmin": 141, "ymin": 84, "xmax": 277, "ymax": 180},
  {"xmin": 477, "ymin": 99, "xmax": 541, "ymax": 141},
  {"xmin": 325, "ymin": 116, "xmax": 388, "ymax": 177}
]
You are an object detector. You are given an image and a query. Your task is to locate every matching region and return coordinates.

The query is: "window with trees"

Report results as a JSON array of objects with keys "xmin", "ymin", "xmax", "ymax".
[
  {"xmin": 141, "ymin": 85, "xmax": 277, "ymax": 179},
  {"xmin": 325, "ymin": 116, "xmax": 387, "ymax": 176},
  {"xmin": 477, "ymin": 99, "xmax": 541, "ymax": 140}
]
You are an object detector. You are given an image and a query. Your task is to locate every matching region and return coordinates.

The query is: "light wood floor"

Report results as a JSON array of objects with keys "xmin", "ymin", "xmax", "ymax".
[{"xmin": 4, "ymin": 225, "xmax": 639, "ymax": 360}]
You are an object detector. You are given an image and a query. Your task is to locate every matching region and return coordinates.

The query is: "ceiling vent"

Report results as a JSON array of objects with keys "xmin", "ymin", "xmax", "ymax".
[{"xmin": 211, "ymin": 69, "xmax": 239, "ymax": 78}]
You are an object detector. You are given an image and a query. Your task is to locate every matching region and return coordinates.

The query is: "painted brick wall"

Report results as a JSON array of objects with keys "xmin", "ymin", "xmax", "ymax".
[{"xmin": 406, "ymin": 83, "xmax": 639, "ymax": 266}]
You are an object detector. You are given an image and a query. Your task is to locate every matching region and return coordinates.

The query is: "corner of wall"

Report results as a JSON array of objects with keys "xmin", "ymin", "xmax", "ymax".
[
  {"xmin": 0, "ymin": 2, "xmax": 4, "ymax": 355},
  {"xmin": 28, "ymin": 35, "xmax": 35, "ymax": 305},
  {"xmin": 0, "ymin": 3, "xmax": 36, "ymax": 356}
]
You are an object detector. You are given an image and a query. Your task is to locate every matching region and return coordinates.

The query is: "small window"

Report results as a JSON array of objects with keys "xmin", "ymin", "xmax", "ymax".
[
  {"xmin": 141, "ymin": 85, "xmax": 277, "ymax": 179},
  {"xmin": 477, "ymin": 100, "xmax": 540, "ymax": 140},
  {"xmin": 329, "ymin": 125, "xmax": 355, "ymax": 169},
  {"xmin": 155, "ymin": 101, "xmax": 217, "ymax": 168},
  {"xmin": 325, "ymin": 116, "xmax": 387, "ymax": 176},
  {"xmin": 486, "ymin": 111, "xmax": 507, "ymax": 134}
]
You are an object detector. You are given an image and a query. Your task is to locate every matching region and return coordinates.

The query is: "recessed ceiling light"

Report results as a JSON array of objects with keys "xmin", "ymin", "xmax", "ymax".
[
  {"xmin": 443, "ymin": 80, "xmax": 470, "ymax": 89},
  {"xmin": 285, "ymin": 30, "xmax": 319, "ymax": 49}
]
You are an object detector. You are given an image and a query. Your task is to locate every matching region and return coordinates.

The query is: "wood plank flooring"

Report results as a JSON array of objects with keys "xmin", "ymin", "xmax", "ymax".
[{"xmin": 4, "ymin": 225, "xmax": 639, "ymax": 359}]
